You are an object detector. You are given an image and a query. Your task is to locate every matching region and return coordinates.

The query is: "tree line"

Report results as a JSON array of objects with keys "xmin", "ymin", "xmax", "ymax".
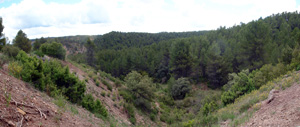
[{"xmin": 65, "ymin": 12, "xmax": 300, "ymax": 89}]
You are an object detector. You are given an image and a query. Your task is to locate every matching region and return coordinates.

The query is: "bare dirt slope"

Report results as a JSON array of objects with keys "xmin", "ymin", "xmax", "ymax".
[
  {"xmin": 0, "ymin": 66, "xmax": 106, "ymax": 127},
  {"xmin": 245, "ymin": 83, "xmax": 300, "ymax": 126}
]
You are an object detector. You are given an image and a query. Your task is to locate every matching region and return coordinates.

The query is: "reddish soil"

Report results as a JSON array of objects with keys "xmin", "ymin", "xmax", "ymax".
[
  {"xmin": 0, "ymin": 57, "xmax": 158, "ymax": 127},
  {"xmin": 61, "ymin": 61, "xmax": 158, "ymax": 126},
  {"xmin": 244, "ymin": 83, "xmax": 300, "ymax": 127},
  {"xmin": 0, "ymin": 67, "xmax": 106, "ymax": 127}
]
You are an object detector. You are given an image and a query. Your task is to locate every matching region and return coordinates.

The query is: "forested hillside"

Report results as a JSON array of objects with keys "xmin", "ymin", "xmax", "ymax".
[
  {"xmin": 24, "ymin": 11, "xmax": 300, "ymax": 126},
  {"xmin": 65, "ymin": 12, "xmax": 300, "ymax": 87}
]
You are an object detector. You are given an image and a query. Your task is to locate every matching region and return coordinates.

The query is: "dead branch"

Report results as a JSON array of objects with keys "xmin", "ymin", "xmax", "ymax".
[
  {"xmin": 36, "ymin": 107, "xmax": 47, "ymax": 120},
  {"xmin": 10, "ymin": 98, "xmax": 47, "ymax": 119},
  {"xmin": 0, "ymin": 117, "xmax": 15, "ymax": 127},
  {"xmin": 16, "ymin": 115, "xmax": 24, "ymax": 127}
]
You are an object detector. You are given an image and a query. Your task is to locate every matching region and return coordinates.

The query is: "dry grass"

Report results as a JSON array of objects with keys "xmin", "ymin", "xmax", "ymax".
[{"xmin": 215, "ymin": 70, "xmax": 300, "ymax": 126}]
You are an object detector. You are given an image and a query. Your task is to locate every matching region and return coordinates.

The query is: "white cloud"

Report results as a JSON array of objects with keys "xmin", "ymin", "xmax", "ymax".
[{"xmin": 0, "ymin": 0, "xmax": 299, "ymax": 40}]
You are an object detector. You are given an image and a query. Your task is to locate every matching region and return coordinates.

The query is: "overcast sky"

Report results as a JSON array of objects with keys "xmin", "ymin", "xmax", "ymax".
[{"xmin": 1, "ymin": 0, "xmax": 300, "ymax": 40}]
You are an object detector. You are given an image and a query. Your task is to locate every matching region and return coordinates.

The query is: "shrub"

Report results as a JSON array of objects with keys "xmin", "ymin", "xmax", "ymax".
[
  {"xmin": 150, "ymin": 112, "xmax": 156, "ymax": 121},
  {"xmin": 82, "ymin": 94, "xmax": 108, "ymax": 117},
  {"xmin": 8, "ymin": 61, "xmax": 22, "ymax": 79},
  {"xmin": 88, "ymin": 71, "xmax": 93, "ymax": 78},
  {"xmin": 101, "ymin": 91, "xmax": 106, "ymax": 97},
  {"xmin": 13, "ymin": 51, "xmax": 108, "ymax": 118},
  {"xmin": 134, "ymin": 98, "xmax": 152, "ymax": 112},
  {"xmin": 15, "ymin": 51, "xmax": 86, "ymax": 103},
  {"xmin": 94, "ymin": 99, "xmax": 108, "ymax": 117},
  {"xmin": 124, "ymin": 103, "xmax": 136, "ymax": 125},
  {"xmin": 119, "ymin": 89, "xmax": 133, "ymax": 102},
  {"xmin": 182, "ymin": 119, "xmax": 195, "ymax": 127},
  {"xmin": 40, "ymin": 42, "xmax": 66, "ymax": 60},
  {"xmin": 54, "ymin": 94, "xmax": 66, "ymax": 109},
  {"xmin": 102, "ymin": 79, "xmax": 112, "ymax": 91},
  {"xmin": 96, "ymin": 80, "xmax": 100, "ymax": 86},
  {"xmin": 201, "ymin": 101, "xmax": 217, "ymax": 116},
  {"xmin": 93, "ymin": 75, "xmax": 97, "ymax": 82},
  {"xmin": 221, "ymin": 70, "xmax": 254, "ymax": 105},
  {"xmin": 160, "ymin": 112, "xmax": 175, "ymax": 124},
  {"xmin": 81, "ymin": 94, "xmax": 95, "ymax": 112},
  {"xmin": 158, "ymin": 94, "xmax": 174, "ymax": 106},
  {"xmin": 2, "ymin": 45, "xmax": 20, "ymax": 58},
  {"xmin": 33, "ymin": 50, "xmax": 44, "ymax": 57},
  {"xmin": 0, "ymin": 54, "xmax": 9, "ymax": 68},
  {"xmin": 115, "ymin": 80, "xmax": 122, "ymax": 87},
  {"xmin": 171, "ymin": 77, "xmax": 191, "ymax": 100},
  {"xmin": 199, "ymin": 114, "xmax": 218, "ymax": 126},
  {"xmin": 124, "ymin": 71, "xmax": 155, "ymax": 111}
]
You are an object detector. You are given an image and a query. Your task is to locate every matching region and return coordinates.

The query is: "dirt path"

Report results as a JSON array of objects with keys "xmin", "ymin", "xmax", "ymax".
[{"xmin": 244, "ymin": 83, "xmax": 300, "ymax": 126}]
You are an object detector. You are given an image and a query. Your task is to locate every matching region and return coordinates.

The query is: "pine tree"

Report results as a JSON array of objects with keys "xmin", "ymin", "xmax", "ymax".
[
  {"xmin": 13, "ymin": 30, "xmax": 31, "ymax": 53},
  {"xmin": 0, "ymin": 18, "xmax": 5, "ymax": 50},
  {"xmin": 170, "ymin": 40, "xmax": 192, "ymax": 79},
  {"xmin": 85, "ymin": 38, "xmax": 95, "ymax": 66}
]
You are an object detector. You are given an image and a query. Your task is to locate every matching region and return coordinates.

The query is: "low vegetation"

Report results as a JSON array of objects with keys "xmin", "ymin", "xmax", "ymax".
[
  {"xmin": 7, "ymin": 51, "xmax": 108, "ymax": 118},
  {"xmin": 2, "ymin": 11, "xmax": 300, "ymax": 126}
]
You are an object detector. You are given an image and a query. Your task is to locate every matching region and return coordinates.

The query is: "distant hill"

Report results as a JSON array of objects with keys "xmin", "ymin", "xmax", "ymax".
[{"xmin": 94, "ymin": 31, "xmax": 209, "ymax": 50}]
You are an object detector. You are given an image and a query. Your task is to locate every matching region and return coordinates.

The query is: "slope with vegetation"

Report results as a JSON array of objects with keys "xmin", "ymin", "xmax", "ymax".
[
  {"xmin": 2, "ymin": 11, "xmax": 300, "ymax": 127},
  {"xmin": 62, "ymin": 11, "xmax": 300, "ymax": 126}
]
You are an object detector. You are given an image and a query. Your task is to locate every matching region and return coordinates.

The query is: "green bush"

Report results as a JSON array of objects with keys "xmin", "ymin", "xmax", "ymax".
[
  {"xmin": 124, "ymin": 103, "xmax": 136, "ymax": 125},
  {"xmin": 96, "ymin": 80, "xmax": 100, "ymax": 86},
  {"xmin": 102, "ymin": 79, "xmax": 112, "ymax": 91},
  {"xmin": 101, "ymin": 91, "xmax": 106, "ymax": 97},
  {"xmin": 2, "ymin": 45, "xmax": 20, "ymax": 58},
  {"xmin": 115, "ymin": 80, "xmax": 122, "ymax": 87},
  {"xmin": 94, "ymin": 99, "xmax": 108, "ymax": 117},
  {"xmin": 93, "ymin": 75, "xmax": 97, "ymax": 82},
  {"xmin": 40, "ymin": 42, "xmax": 66, "ymax": 60},
  {"xmin": 160, "ymin": 112, "xmax": 175, "ymax": 124},
  {"xmin": 13, "ymin": 51, "xmax": 108, "ymax": 118},
  {"xmin": 15, "ymin": 50, "xmax": 85, "ymax": 103},
  {"xmin": 82, "ymin": 94, "xmax": 108, "ymax": 117},
  {"xmin": 8, "ymin": 61, "xmax": 22, "ymax": 79},
  {"xmin": 182, "ymin": 119, "xmax": 195, "ymax": 127},
  {"xmin": 221, "ymin": 70, "xmax": 254, "ymax": 105},
  {"xmin": 201, "ymin": 101, "xmax": 217, "ymax": 116},
  {"xmin": 171, "ymin": 77, "xmax": 191, "ymax": 100},
  {"xmin": 124, "ymin": 71, "xmax": 155, "ymax": 112},
  {"xmin": 158, "ymin": 94, "xmax": 174, "ymax": 106},
  {"xmin": 199, "ymin": 114, "xmax": 218, "ymax": 126},
  {"xmin": 0, "ymin": 54, "xmax": 9, "ymax": 68},
  {"xmin": 33, "ymin": 50, "xmax": 44, "ymax": 57},
  {"xmin": 150, "ymin": 112, "xmax": 156, "ymax": 121},
  {"xmin": 119, "ymin": 89, "xmax": 133, "ymax": 102}
]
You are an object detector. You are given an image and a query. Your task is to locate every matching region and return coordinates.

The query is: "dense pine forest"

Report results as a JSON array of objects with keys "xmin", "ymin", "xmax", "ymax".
[
  {"xmin": 3, "ymin": 11, "xmax": 300, "ymax": 126},
  {"xmin": 63, "ymin": 12, "xmax": 300, "ymax": 88}
]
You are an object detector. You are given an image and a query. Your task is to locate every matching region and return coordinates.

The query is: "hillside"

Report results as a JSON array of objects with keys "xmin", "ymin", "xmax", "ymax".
[
  {"xmin": 3, "ymin": 11, "xmax": 300, "ymax": 127},
  {"xmin": 0, "ymin": 54, "xmax": 161, "ymax": 127},
  {"xmin": 0, "ymin": 64, "xmax": 106, "ymax": 127},
  {"xmin": 217, "ymin": 70, "xmax": 300, "ymax": 126},
  {"xmin": 246, "ymin": 79, "xmax": 300, "ymax": 126}
]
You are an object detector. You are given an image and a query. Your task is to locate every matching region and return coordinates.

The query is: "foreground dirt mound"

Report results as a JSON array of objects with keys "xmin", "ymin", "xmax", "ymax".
[
  {"xmin": 245, "ymin": 83, "xmax": 300, "ymax": 126},
  {"xmin": 0, "ymin": 69, "xmax": 105, "ymax": 127}
]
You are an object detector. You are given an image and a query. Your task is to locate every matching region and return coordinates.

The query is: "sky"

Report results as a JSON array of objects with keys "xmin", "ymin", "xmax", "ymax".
[{"xmin": 1, "ymin": 0, "xmax": 300, "ymax": 41}]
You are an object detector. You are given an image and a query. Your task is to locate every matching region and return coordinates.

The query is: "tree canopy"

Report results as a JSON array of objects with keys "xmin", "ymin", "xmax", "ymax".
[{"xmin": 13, "ymin": 30, "xmax": 31, "ymax": 53}]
